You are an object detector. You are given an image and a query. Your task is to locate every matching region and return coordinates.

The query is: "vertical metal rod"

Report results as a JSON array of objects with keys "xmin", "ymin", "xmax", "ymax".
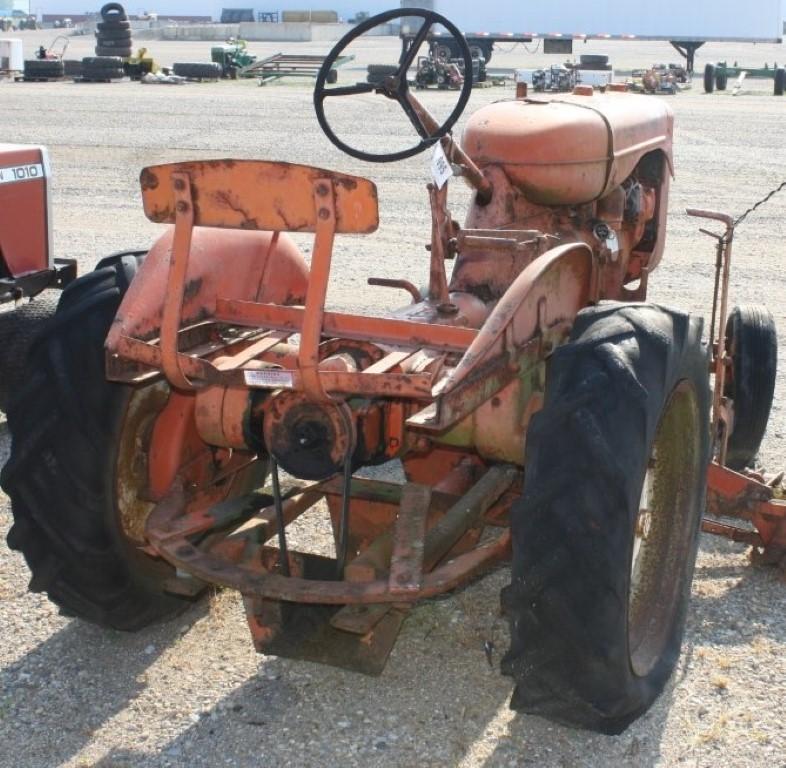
[
  {"xmin": 270, "ymin": 458, "xmax": 290, "ymax": 577},
  {"xmin": 708, "ymin": 239, "xmax": 723, "ymax": 354},
  {"xmin": 714, "ymin": 227, "xmax": 734, "ymax": 467},
  {"xmin": 336, "ymin": 457, "xmax": 353, "ymax": 577}
]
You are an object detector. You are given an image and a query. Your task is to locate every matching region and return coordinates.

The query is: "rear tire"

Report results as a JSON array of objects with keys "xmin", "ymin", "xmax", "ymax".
[
  {"xmin": 715, "ymin": 70, "xmax": 728, "ymax": 91},
  {"xmin": 1, "ymin": 253, "xmax": 190, "ymax": 630},
  {"xmin": 724, "ymin": 305, "xmax": 777, "ymax": 469},
  {"xmin": 502, "ymin": 303, "xmax": 710, "ymax": 734}
]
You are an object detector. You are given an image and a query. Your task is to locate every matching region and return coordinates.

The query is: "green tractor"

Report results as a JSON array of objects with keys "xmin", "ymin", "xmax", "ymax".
[{"xmin": 211, "ymin": 39, "xmax": 256, "ymax": 78}]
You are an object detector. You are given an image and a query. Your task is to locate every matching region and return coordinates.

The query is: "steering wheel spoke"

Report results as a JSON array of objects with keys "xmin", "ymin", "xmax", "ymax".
[
  {"xmin": 313, "ymin": 8, "xmax": 474, "ymax": 163},
  {"xmin": 319, "ymin": 82, "xmax": 378, "ymax": 98},
  {"xmin": 397, "ymin": 91, "xmax": 431, "ymax": 140},
  {"xmin": 398, "ymin": 19, "xmax": 433, "ymax": 74}
]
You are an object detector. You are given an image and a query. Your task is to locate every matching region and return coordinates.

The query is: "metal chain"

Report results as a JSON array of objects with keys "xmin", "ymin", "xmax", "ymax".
[{"xmin": 733, "ymin": 180, "xmax": 786, "ymax": 227}]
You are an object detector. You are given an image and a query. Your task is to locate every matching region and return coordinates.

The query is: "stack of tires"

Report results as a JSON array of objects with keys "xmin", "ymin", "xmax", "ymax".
[
  {"xmin": 366, "ymin": 64, "xmax": 397, "ymax": 85},
  {"xmin": 63, "ymin": 59, "xmax": 83, "ymax": 78},
  {"xmin": 22, "ymin": 58, "xmax": 65, "ymax": 81},
  {"xmin": 172, "ymin": 62, "xmax": 223, "ymax": 81},
  {"xmin": 81, "ymin": 56, "xmax": 125, "ymax": 82},
  {"xmin": 578, "ymin": 54, "xmax": 612, "ymax": 71},
  {"xmin": 95, "ymin": 3, "xmax": 132, "ymax": 58}
]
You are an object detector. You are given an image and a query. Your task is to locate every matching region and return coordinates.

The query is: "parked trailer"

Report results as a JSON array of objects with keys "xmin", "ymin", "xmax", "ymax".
[{"xmin": 399, "ymin": 0, "xmax": 783, "ymax": 71}]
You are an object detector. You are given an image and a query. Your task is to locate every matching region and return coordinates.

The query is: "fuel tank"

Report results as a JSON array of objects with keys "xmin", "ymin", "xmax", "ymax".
[{"xmin": 461, "ymin": 92, "xmax": 673, "ymax": 206}]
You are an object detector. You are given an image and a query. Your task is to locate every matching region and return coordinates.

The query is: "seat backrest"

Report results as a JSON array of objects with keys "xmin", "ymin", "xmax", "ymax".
[{"xmin": 140, "ymin": 159, "xmax": 379, "ymax": 234}]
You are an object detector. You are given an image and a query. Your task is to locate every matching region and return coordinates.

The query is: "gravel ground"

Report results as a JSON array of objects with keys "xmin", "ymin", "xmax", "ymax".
[{"xmin": 1, "ymin": 31, "xmax": 785, "ymax": 768}]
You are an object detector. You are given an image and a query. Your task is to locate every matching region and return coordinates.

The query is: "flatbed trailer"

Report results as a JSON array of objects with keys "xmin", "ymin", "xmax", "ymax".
[{"xmin": 397, "ymin": 0, "xmax": 783, "ymax": 72}]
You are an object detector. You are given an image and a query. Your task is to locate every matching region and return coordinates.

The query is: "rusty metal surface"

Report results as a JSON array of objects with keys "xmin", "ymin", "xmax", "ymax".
[
  {"xmin": 160, "ymin": 171, "xmax": 198, "ymax": 389},
  {"xmin": 245, "ymin": 587, "xmax": 407, "ymax": 676},
  {"xmin": 214, "ymin": 298, "xmax": 477, "ymax": 355},
  {"xmin": 461, "ymin": 93, "xmax": 673, "ymax": 205},
  {"xmin": 705, "ymin": 462, "xmax": 786, "ymax": 551},
  {"xmin": 687, "ymin": 209, "xmax": 735, "ymax": 464},
  {"xmin": 145, "ymin": 464, "xmax": 516, "ymax": 605},
  {"xmin": 140, "ymin": 159, "xmax": 379, "ymax": 235},
  {"xmin": 299, "ymin": 180, "xmax": 337, "ymax": 402},
  {"xmin": 105, "ymin": 226, "xmax": 310, "ymax": 376},
  {"xmin": 388, "ymin": 484, "xmax": 430, "ymax": 596},
  {"xmin": 367, "ymin": 277, "xmax": 421, "ymax": 303},
  {"xmin": 329, "ymin": 602, "xmax": 404, "ymax": 636}
]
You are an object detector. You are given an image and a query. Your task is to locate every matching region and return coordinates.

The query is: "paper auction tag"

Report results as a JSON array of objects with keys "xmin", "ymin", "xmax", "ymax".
[{"xmin": 431, "ymin": 142, "xmax": 453, "ymax": 189}]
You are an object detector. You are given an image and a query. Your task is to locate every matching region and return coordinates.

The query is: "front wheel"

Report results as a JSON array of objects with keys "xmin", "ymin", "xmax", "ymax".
[
  {"xmin": 724, "ymin": 304, "xmax": 777, "ymax": 469},
  {"xmin": 502, "ymin": 303, "xmax": 710, "ymax": 733}
]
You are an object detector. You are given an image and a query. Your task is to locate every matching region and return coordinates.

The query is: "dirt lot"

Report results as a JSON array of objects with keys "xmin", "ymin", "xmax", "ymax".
[{"xmin": 0, "ymin": 31, "xmax": 785, "ymax": 768}]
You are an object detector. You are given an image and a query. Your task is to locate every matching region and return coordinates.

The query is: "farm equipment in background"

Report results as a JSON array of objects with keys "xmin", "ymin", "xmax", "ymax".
[
  {"xmin": 17, "ymin": 15, "xmax": 38, "ymax": 30},
  {"xmin": 211, "ymin": 39, "xmax": 256, "ymax": 78},
  {"xmin": 704, "ymin": 61, "xmax": 786, "ymax": 94},
  {"xmin": 35, "ymin": 35, "xmax": 69, "ymax": 61},
  {"xmin": 0, "ymin": 144, "xmax": 77, "ymax": 407},
  {"xmin": 531, "ymin": 63, "xmax": 576, "ymax": 92},
  {"xmin": 244, "ymin": 52, "xmax": 350, "ymax": 85},
  {"xmin": 414, "ymin": 50, "xmax": 486, "ymax": 89},
  {"xmin": 414, "ymin": 54, "xmax": 462, "ymax": 88},
  {"xmin": 23, "ymin": 35, "xmax": 70, "ymax": 81},
  {"xmin": 517, "ymin": 55, "xmax": 614, "ymax": 92},
  {"xmin": 627, "ymin": 65, "xmax": 686, "ymax": 95},
  {"xmin": 2, "ymin": 7, "xmax": 783, "ymax": 741},
  {"xmin": 124, "ymin": 47, "xmax": 158, "ymax": 80}
]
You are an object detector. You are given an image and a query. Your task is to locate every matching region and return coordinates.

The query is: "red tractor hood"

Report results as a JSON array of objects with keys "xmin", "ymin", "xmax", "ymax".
[{"xmin": 461, "ymin": 92, "xmax": 674, "ymax": 206}]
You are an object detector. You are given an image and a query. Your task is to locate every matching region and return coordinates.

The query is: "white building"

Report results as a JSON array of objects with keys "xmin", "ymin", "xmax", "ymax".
[{"xmin": 29, "ymin": 1, "xmax": 396, "ymax": 21}]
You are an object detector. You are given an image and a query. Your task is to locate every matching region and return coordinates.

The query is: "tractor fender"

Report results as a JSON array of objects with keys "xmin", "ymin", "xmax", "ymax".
[
  {"xmin": 106, "ymin": 226, "xmax": 309, "ymax": 348},
  {"xmin": 436, "ymin": 241, "xmax": 595, "ymax": 396}
]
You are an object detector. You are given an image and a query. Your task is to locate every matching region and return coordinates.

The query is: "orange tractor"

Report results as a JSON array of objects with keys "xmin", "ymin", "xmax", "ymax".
[
  {"xmin": 3, "ymin": 9, "xmax": 783, "ymax": 734},
  {"xmin": 0, "ymin": 144, "xmax": 76, "ymax": 408}
]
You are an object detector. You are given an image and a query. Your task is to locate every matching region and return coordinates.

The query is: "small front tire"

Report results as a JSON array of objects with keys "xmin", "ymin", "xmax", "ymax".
[{"xmin": 724, "ymin": 304, "xmax": 777, "ymax": 469}]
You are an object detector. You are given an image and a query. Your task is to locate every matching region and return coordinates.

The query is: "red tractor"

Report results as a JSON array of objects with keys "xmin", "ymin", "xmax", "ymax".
[
  {"xmin": 0, "ymin": 144, "xmax": 76, "ymax": 408},
  {"xmin": 2, "ymin": 9, "xmax": 782, "ymax": 735}
]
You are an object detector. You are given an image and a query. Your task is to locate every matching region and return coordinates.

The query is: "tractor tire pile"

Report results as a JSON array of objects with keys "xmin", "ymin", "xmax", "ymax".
[
  {"xmin": 81, "ymin": 55, "xmax": 125, "ymax": 82},
  {"xmin": 95, "ymin": 3, "xmax": 132, "ymax": 58},
  {"xmin": 22, "ymin": 58, "xmax": 64, "ymax": 81},
  {"xmin": 172, "ymin": 62, "xmax": 222, "ymax": 80}
]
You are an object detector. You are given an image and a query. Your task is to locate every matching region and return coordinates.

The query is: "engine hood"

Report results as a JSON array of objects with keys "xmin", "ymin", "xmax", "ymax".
[{"xmin": 461, "ymin": 92, "xmax": 674, "ymax": 206}]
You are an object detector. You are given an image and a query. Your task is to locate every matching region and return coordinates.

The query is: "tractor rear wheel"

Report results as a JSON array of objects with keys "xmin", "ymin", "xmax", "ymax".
[
  {"xmin": 502, "ymin": 303, "xmax": 710, "ymax": 734},
  {"xmin": 1, "ymin": 253, "xmax": 264, "ymax": 630}
]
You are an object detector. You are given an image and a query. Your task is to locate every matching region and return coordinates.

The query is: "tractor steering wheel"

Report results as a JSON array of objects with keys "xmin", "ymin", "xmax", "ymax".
[{"xmin": 314, "ymin": 8, "xmax": 474, "ymax": 163}]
